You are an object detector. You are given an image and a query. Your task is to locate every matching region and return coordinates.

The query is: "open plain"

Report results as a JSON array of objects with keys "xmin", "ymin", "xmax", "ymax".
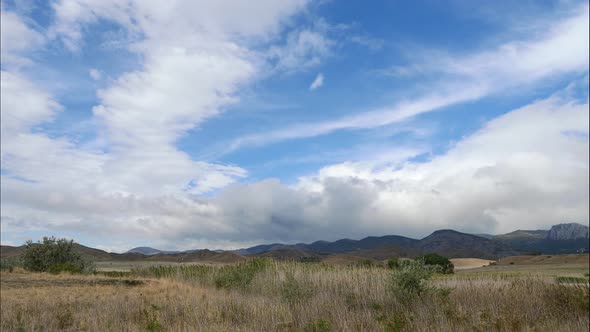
[{"xmin": 1, "ymin": 254, "xmax": 588, "ymax": 332}]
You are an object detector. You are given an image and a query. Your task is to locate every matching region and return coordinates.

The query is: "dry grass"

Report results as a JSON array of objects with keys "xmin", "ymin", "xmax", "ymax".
[
  {"xmin": 451, "ymin": 258, "xmax": 495, "ymax": 270},
  {"xmin": 1, "ymin": 260, "xmax": 589, "ymax": 331}
]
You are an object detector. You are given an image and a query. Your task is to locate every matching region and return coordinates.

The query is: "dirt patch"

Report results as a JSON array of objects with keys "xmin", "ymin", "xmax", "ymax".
[
  {"xmin": 451, "ymin": 258, "xmax": 495, "ymax": 270},
  {"xmin": 0, "ymin": 272, "xmax": 149, "ymax": 289}
]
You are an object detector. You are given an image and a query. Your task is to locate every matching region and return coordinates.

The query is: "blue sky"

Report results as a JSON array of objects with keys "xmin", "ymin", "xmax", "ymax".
[{"xmin": 1, "ymin": 0, "xmax": 588, "ymax": 252}]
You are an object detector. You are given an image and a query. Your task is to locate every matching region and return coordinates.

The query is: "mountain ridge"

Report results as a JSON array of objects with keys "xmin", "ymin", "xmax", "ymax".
[{"xmin": 2, "ymin": 222, "xmax": 587, "ymax": 261}]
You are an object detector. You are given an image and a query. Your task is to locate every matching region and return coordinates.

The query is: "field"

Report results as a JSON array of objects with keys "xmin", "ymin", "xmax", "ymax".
[{"xmin": 1, "ymin": 255, "xmax": 588, "ymax": 331}]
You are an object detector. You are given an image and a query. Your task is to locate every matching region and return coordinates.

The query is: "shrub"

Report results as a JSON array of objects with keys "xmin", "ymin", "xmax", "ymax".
[
  {"xmin": 49, "ymin": 263, "xmax": 82, "ymax": 274},
  {"xmin": 357, "ymin": 259, "xmax": 376, "ymax": 267},
  {"xmin": 0, "ymin": 257, "xmax": 22, "ymax": 272},
  {"xmin": 281, "ymin": 272, "xmax": 312, "ymax": 304},
  {"xmin": 214, "ymin": 258, "xmax": 270, "ymax": 290},
  {"xmin": 22, "ymin": 237, "xmax": 95, "ymax": 273},
  {"xmin": 417, "ymin": 253, "xmax": 454, "ymax": 274},
  {"xmin": 143, "ymin": 304, "xmax": 164, "ymax": 332},
  {"xmin": 388, "ymin": 260, "xmax": 433, "ymax": 301},
  {"xmin": 387, "ymin": 257, "xmax": 400, "ymax": 269}
]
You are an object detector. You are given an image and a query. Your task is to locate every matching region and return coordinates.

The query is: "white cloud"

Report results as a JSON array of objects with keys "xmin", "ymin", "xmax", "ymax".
[
  {"xmin": 230, "ymin": 3, "xmax": 589, "ymax": 150},
  {"xmin": 267, "ymin": 21, "xmax": 333, "ymax": 73},
  {"xmin": 0, "ymin": 10, "xmax": 45, "ymax": 67},
  {"xmin": 3, "ymin": 86, "xmax": 587, "ymax": 248},
  {"xmin": 89, "ymin": 68, "xmax": 102, "ymax": 80},
  {"xmin": 309, "ymin": 72, "xmax": 324, "ymax": 90},
  {"xmin": 1, "ymin": 0, "xmax": 315, "ymax": 246},
  {"xmin": 348, "ymin": 34, "xmax": 384, "ymax": 50},
  {"xmin": 2, "ymin": 1, "xmax": 588, "ymax": 250}
]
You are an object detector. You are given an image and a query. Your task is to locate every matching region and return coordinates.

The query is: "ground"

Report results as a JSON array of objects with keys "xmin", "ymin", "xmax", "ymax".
[{"xmin": 1, "ymin": 254, "xmax": 588, "ymax": 331}]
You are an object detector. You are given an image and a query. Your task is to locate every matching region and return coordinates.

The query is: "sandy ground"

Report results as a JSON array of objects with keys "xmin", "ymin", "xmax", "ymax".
[{"xmin": 451, "ymin": 258, "xmax": 495, "ymax": 270}]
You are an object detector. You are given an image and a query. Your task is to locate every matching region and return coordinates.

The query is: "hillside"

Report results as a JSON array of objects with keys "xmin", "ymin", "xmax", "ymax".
[
  {"xmin": 0, "ymin": 245, "xmax": 24, "ymax": 259},
  {"xmin": 497, "ymin": 253, "xmax": 589, "ymax": 265},
  {"xmin": 418, "ymin": 230, "xmax": 518, "ymax": 259},
  {"xmin": 493, "ymin": 223, "xmax": 589, "ymax": 254},
  {"xmin": 546, "ymin": 223, "xmax": 589, "ymax": 240},
  {"xmin": 258, "ymin": 247, "xmax": 320, "ymax": 261},
  {"xmin": 146, "ymin": 249, "xmax": 245, "ymax": 263}
]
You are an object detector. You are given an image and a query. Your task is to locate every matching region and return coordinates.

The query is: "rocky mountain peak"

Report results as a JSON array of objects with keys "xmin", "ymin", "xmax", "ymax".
[{"xmin": 546, "ymin": 223, "xmax": 589, "ymax": 240}]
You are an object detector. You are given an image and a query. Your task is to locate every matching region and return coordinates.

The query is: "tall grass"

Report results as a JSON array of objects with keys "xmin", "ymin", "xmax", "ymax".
[{"xmin": 1, "ymin": 261, "xmax": 589, "ymax": 331}]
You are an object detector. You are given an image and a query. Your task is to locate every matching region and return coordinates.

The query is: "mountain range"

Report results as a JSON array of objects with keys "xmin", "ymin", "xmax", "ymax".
[{"xmin": 1, "ymin": 223, "xmax": 587, "ymax": 262}]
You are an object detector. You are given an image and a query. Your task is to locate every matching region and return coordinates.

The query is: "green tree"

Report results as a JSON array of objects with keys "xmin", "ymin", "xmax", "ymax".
[
  {"xmin": 22, "ymin": 237, "xmax": 94, "ymax": 273},
  {"xmin": 417, "ymin": 253, "xmax": 454, "ymax": 274}
]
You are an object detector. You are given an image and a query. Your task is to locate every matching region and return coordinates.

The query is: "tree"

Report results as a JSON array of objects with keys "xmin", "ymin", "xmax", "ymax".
[
  {"xmin": 417, "ymin": 253, "xmax": 454, "ymax": 274},
  {"xmin": 22, "ymin": 237, "xmax": 94, "ymax": 273}
]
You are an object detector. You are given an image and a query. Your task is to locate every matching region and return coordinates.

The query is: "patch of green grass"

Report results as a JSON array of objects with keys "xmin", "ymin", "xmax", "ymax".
[
  {"xmin": 555, "ymin": 276, "xmax": 589, "ymax": 284},
  {"xmin": 304, "ymin": 319, "xmax": 332, "ymax": 332},
  {"xmin": 214, "ymin": 258, "xmax": 271, "ymax": 290}
]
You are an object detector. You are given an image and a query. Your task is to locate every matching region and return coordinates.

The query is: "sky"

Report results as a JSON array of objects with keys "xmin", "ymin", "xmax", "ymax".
[{"xmin": 1, "ymin": 0, "xmax": 588, "ymax": 252}]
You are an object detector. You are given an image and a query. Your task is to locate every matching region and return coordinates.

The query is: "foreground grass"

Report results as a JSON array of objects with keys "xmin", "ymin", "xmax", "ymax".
[{"xmin": 1, "ymin": 260, "xmax": 589, "ymax": 331}]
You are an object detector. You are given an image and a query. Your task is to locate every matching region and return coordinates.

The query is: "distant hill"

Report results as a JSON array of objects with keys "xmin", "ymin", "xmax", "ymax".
[
  {"xmin": 348, "ymin": 246, "xmax": 425, "ymax": 261},
  {"xmin": 494, "ymin": 230, "xmax": 548, "ymax": 240},
  {"xmin": 145, "ymin": 249, "xmax": 245, "ymax": 263},
  {"xmin": 418, "ymin": 230, "xmax": 518, "ymax": 259},
  {"xmin": 242, "ymin": 223, "xmax": 588, "ymax": 259},
  {"xmin": 127, "ymin": 247, "xmax": 171, "ymax": 255},
  {"xmin": 546, "ymin": 223, "xmax": 589, "ymax": 240},
  {"xmin": 241, "ymin": 230, "xmax": 517, "ymax": 260},
  {"xmin": 0, "ymin": 245, "xmax": 25, "ymax": 259},
  {"xmin": 493, "ymin": 223, "xmax": 589, "ymax": 254},
  {"xmin": 258, "ymin": 247, "xmax": 320, "ymax": 261},
  {"xmin": 3, "ymin": 222, "xmax": 587, "ymax": 263}
]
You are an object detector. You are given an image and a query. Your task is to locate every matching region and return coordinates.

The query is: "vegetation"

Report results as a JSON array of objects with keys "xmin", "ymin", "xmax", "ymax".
[
  {"xmin": 1, "ymin": 260, "xmax": 589, "ymax": 331},
  {"xmin": 388, "ymin": 259, "xmax": 436, "ymax": 301},
  {"xmin": 22, "ymin": 237, "xmax": 95, "ymax": 274},
  {"xmin": 0, "ymin": 257, "xmax": 22, "ymax": 272},
  {"xmin": 418, "ymin": 253, "xmax": 454, "ymax": 274},
  {"xmin": 387, "ymin": 257, "xmax": 400, "ymax": 269}
]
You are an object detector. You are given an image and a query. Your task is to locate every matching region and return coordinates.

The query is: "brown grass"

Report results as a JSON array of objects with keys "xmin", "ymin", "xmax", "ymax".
[
  {"xmin": 497, "ymin": 254, "xmax": 589, "ymax": 265},
  {"xmin": 451, "ymin": 258, "xmax": 495, "ymax": 270},
  {"xmin": 1, "ymin": 260, "xmax": 589, "ymax": 331}
]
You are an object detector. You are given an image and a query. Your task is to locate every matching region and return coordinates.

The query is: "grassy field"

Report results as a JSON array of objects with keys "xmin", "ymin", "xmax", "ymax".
[{"xmin": 1, "ymin": 255, "xmax": 589, "ymax": 332}]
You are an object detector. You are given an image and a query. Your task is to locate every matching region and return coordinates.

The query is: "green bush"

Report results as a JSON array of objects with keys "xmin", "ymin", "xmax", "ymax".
[
  {"xmin": 387, "ymin": 257, "xmax": 400, "ymax": 269},
  {"xmin": 49, "ymin": 263, "xmax": 82, "ymax": 274},
  {"xmin": 0, "ymin": 257, "xmax": 22, "ymax": 272},
  {"xmin": 143, "ymin": 304, "xmax": 164, "ymax": 332},
  {"xmin": 417, "ymin": 253, "xmax": 454, "ymax": 274},
  {"xmin": 22, "ymin": 237, "xmax": 95, "ymax": 273},
  {"xmin": 388, "ymin": 260, "xmax": 433, "ymax": 301},
  {"xmin": 214, "ymin": 258, "xmax": 270, "ymax": 290}
]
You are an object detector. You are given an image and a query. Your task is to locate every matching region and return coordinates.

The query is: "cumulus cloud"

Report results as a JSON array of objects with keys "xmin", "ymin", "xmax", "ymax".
[
  {"xmin": 0, "ymin": 1, "xmax": 313, "ymax": 247},
  {"xmin": 3, "ymin": 88, "xmax": 587, "ymax": 249},
  {"xmin": 0, "ymin": 10, "xmax": 45, "ymax": 67},
  {"xmin": 1, "ymin": 1, "xmax": 588, "ymax": 251},
  {"xmin": 309, "ymin": 73, "xmax": 324, "ymax": 90}
]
